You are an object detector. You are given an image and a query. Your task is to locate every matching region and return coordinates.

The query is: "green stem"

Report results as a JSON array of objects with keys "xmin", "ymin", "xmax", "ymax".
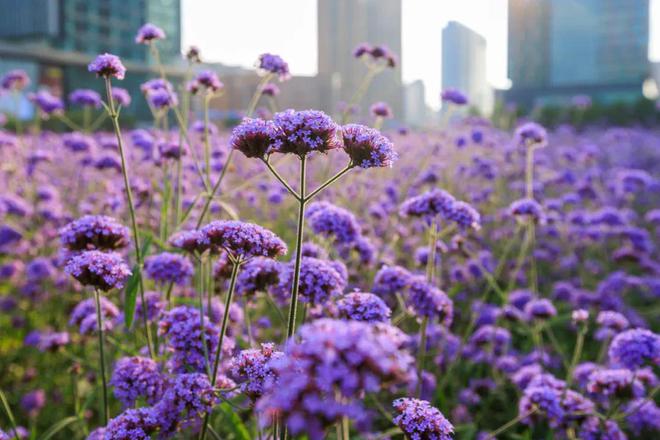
[
  {"xmin": 195, "ymin": 149, "xmax": 236, "ymax": 229},
  {"xmin": 262, "ymin": 157, "xmax": 300, "ymax": 199},
  {"xmin": 172, "ymin": 107, "xmax": 212, "ymax": 192},
  {"xmin": 174, "ymin": 154, "xmax": 183, "ymax": 224},
  {"xmin": 285, "ymin": 156, "xmax": 307, "ymax": 340},
  {"xmin": 83, "ymin": 106, "xmax": 91, "ymax": 133},
  {"xmin": 484, "ymin": 406, "xmax": 538, "ymax": 440},
  {"xmin": 525, "ymin": 145, "xmax": 536, "ymax": 198},
  {"xmin": 563, "ymin": 326, "xmax": 587, "ymax": 399},
  {"xmin": 93, "ymin": 288, "xmax": 109, "ymax": 425},
  {"xmin": 103, "ymin": 78, "xmax": 155, "ymax": 358},
  {"xmin": 203, "ymin": 94, "xmax": 212, "ymax": 183},
  {"xmin": 415, "ymin": 316, "xmax": 429, "ymax": 398},
  {"xmin": 304, "ymin": 163, "xmax": 353, "ymax": 202},
  {"xmin": 506, "ymin": 222, "xmax": 533, "ymax": 292},
  {"xmin": 246, "ymin": 75, "xmax": 274, "ymax": 118},
  {"xmin": 341, "ymin": 67, "xmax": 380, "ymax": 124},
  {"xmin": 200, "ymin": 258, "xmax": 242, "ymax": 440},
  {"xmin": 165, "ymin": 282, "xmax": 174, "ymax": 310}
]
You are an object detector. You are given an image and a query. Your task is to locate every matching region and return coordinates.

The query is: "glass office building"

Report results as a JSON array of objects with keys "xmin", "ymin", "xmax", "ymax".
[
  {"xmin": 0, "ymin": 0, "xmax": 181, "ymax": 119},
  {"xmin": 508, "ymin": 0, "xmax": 650, "ymax": 106}
]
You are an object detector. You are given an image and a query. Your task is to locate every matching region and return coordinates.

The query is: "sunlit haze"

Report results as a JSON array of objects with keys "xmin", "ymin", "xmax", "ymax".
[{"xmin": 183, "ymin": 0, "xmax": 659, "ymax": 110}]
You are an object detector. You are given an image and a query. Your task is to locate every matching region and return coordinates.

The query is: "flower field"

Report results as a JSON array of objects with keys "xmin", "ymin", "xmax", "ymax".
[{"xmin": 1, "ymin": 22, "xmax": 660, "ymax": 440}]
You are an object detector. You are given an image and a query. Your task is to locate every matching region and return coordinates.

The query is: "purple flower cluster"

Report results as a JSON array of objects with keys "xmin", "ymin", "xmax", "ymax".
[
  {"xmin": 509, "ymin": 198, "xmax": 546, "ymax": 224},
  {"xmin": 158, "ymin": 305, "xmax": 225, "ymax": 373},
  {"xmin": 514, "ymin": 122, "xmax": 548, "ymax": 148},
  {"xmin": 406, "ymin": 276, "xmax": 453, "ymax": 325},
  {"xmin": 352, "ymin": 43, "xmax": 397, "ymax": 67},
  {"xmin": 274, "ymin": 257, "xmax": 346, "ymax": 305},
  {"xmin": 271, "ymin": 109, "xmax": 342, "ymax": 156},
  {"xmin": 144, "ymin": 252, "xmax": 194, "ymax": 285},
  {"xmin": 88, "ymin": 53, "xmax": 126, "ymax": 80},
  {"xmin": 64, "ymin": 251, "xmax": 131, "ymax": 291},
  {"xmin": 69, "ymin": 297, "xmax": 119, "ymax": 334},
  {"xmin": 372, "ymin": 265, "xmax": 413, "ymax": 302},
  {"xmin": 110, "ymin": 356, "xmax": 165, "ymax": 407},
  {"xmin": 69, "ymin": 89, "xmax": 102, "ymax": 107},
  {"xmin": 306, "ymin": 201, "xmax": 361, "ymax": 243},
  {"xmin": 29, "ymin": 90, "xmax": 64, "ymax": 115},
  {"xmin": 1, "ymin": 69, "xmax": 30, "ymax": 90},
  {"xmin": 257, "ymin": 53, "xmax": 291, "ymax": 81},
  {"xmin": 336, "ymin": 291, "xmax": 391, "ymax": 323},
  {"xmin": 342, "ymin": 123, "xmax": 398, "ymax": 168},
  {"xmin": 104, "ymin": 407, "xmax": 158, "ymax": 440},
  {"xmin": 153, "ymin": 373, "xmax": 218, "ymax": 436},
  {"xmin": 441, "ymin": 88, "xmax": 468, "ymax": 106},
  {"xmin": 370, "ymin": 101, "xmax": 393, "ymax": 118},
  {"xmin": 608, "ymin": 328, "xmax": 660, "ymax": 369},
  {"xmin": 193, "ymin": 70, "xmax": 223, "ymax": 92},
  {"xmin": 199, "ymin": 220, "xmax": 287, "ymax": 259},
  {"xmin": 235, "ymin": 257, "xmax": 281, "ymax": 298},
  {"xmin": 392, "ymin": 398, "xmax": 454, "ymax": 440},
  {"xmin": 135, "ymin": 23, "xmax": 166, "ymax": 44},
  {"xmin": 230, "ymin": 342, "xmax": 283, "ymax": 400},
  {"xmin": 230, "ymin": 117, "xmax": 278, "ymax": 159},
  {"xmin": 59, "ymin": 215, "xmax": 130, "ymax": 251},
  {"xmin": 400, "ymin": 188, "xmax": 481, "ymax": 231},
  {"xmin": 257, "ymin": 319, "xmax": 415, "ymax": 438}
]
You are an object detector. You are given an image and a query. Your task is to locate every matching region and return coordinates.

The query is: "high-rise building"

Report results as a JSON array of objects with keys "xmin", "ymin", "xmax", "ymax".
[
  {"xmin": 317, "ymin": 0, "xmax": 403, "ymax": 122},
  {"xmin": 0, "ymin": 0, "xmax": 182, "ymax": 119},
  {"xmin": 404, "ymin": 80, "xmax": 428, "ymax": 126},
  {"xmin": 442, "ymin": 21, "xmax": 492, "ymax": 114},
  {"xmin": 507, "ymin": 0, "xmax": 650, "ymax": 107}
]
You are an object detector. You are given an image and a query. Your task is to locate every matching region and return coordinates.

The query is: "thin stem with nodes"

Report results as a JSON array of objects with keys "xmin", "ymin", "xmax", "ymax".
[
  {"xmin": 103, "ymin": 77, "xmax": 155, "ymax": 358},
  {"xmin": 199, "ymin": 256, "xmax": 243, "ymax": 440},
  {"xmin": 285, "ymin": 156, "xmax": 307, "ymax": 340},
  {"xmin": 483, "ymin": 406, "xmax": 538, "ymax": 440},
  {"xmin": 93, "ymin": 288, "xmax": 109, "ymax": 425}
]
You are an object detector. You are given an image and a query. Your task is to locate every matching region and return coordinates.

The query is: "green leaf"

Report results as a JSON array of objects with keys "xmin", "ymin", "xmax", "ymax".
[
  {"xmin": 218, "ymin": 402, "xmax": 250, "ymax": 440},
  {"xmin": 0, "ymin": 390, "xmax": 18, "ymax": 437},
  {"xmin": 124, "ymin": 265, "xmax": 141, "ymax": 329},
  {"xmin": 38, "ymin": 416, "xmax": 79, "ymax": 440},
  {"xmin": 141, "ymin": 234, "xmax": 153, "ymax": 257}
]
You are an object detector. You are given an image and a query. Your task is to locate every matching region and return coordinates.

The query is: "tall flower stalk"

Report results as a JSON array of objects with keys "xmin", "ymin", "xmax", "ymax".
[
  {"xmin": 93, "ymin": 288, "xmax": 109, "ymax": 425},
  {"xmin": 88, "ymin": 52, "xmax": 155, "ymax": 358}
]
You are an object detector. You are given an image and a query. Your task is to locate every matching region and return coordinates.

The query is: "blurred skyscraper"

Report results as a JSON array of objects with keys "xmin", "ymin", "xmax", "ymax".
[
  {"xmin": 317, "ymin": 0, "xmax": 403, "ymax": 122},
  {"xmin": 0, "ymin": 0, "xmax": 181, "ymax": 119},
  {"xmin": 404, "ymin": 80, "xmax": 428, "ymax": 126},
  {"xmin": 442, "ymin": 21, "xmax": 493, "ymax": 114},
  {"xmin": 507, "ymin": 0, "xmax": 650, "ymax": 107}
]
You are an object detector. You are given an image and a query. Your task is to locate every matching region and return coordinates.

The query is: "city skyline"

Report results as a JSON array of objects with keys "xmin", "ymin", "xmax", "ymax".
[{"xmin": 182, "ymin": 0, "xmax": 660, "ymax": 110}]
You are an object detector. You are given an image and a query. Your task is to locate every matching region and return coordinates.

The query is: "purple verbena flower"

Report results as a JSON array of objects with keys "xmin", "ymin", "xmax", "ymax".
[
  {"xmin": 110, "ymin": 356, "xmax": 165, "ymax": 407},
  {"xmin": 337, "ymin": 291, "xmax": 391, "ymax": 323},
  {"xmin": 392, "ymin": 398, "xmax": 454, "ymax": 440},
  {"xmin": 198, "ymin": 220, "xmax": 287, "ymax": 259},
  {"xmin": 59, "ymin": 215, "xmax": 130, "ymax": 251},
  {"xmin": 135, "ymin": 23, "xmax": 166, "ymax": 44},
  {"xmin": 608, "ymin": 328, "xmax": 660, "ymax": 369},
  {"xmin": 230, "ymin": 117, "xmax": 277, "ymax": 159},
  {"xmin": 342, "ymin": 124, "xmax": 398, "ymax": 168},
  {"xmin": 230, "ymin": 343, "xmax": 284, "ymax": 400},
  {"xmin": 88, "ymin": 53, "xmax": 126, "ymax": 80},
  {"xmin": 257, "ymin": 53, "xmax": 291, "ymax": 81},
  {"xmin": 271, "ymin": 109, "xmax": 341, "ymax": 157},
  {"xmin": 144, "ymin": 252, "xmax": 194, "ymax": 285},
  {"xmin": 306, "ymin": 201, "xmax": 361, "ymax": 243},
  {"xmin": 64, "ymin": 251, "xmax": 131, "ymax": 291}
]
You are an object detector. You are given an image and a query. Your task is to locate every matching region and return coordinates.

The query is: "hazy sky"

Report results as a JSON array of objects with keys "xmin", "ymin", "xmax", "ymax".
[{"xmin": 182, "ymin": 0, "xmax": 660, "ymax": 110}]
